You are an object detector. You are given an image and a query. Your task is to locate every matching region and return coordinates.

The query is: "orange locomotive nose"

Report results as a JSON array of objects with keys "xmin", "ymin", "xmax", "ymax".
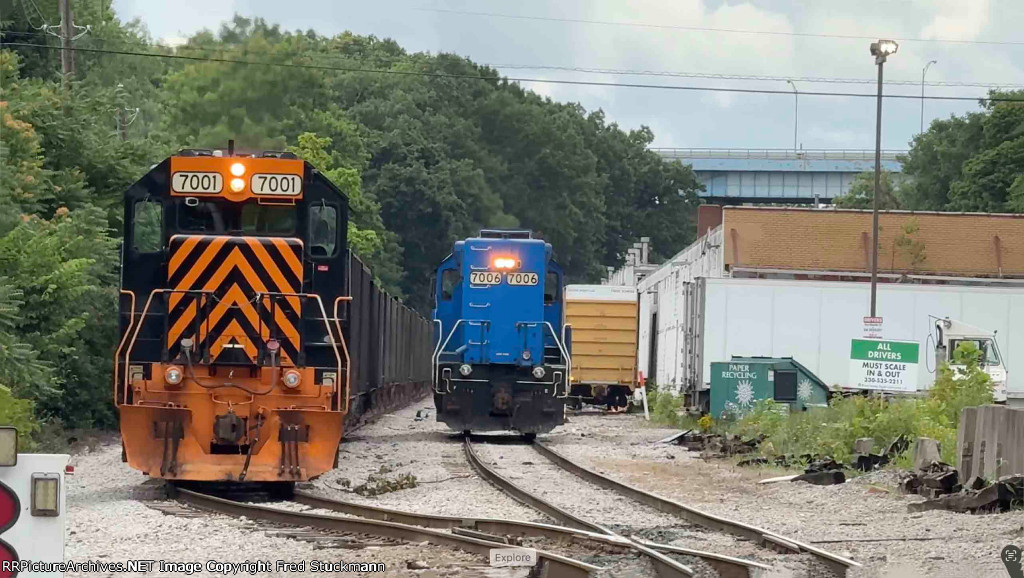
[{"xmin": 115, "ymin": 152, "xmax": 432, "ymax": 484}]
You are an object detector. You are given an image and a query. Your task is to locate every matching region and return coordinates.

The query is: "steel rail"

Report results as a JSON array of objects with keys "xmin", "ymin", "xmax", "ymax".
[
  {"xmin": 175, "ymin": 488, "xmax": 599, "ymax": 578},
  {"xmin": 463, "ymin": 439, "xmax": 696, "ymax": 578},
  {"xmin": 533, "ymin": 441, "xmax": 861, "ymax": 577},
  {"xmin": 294, "ymin": 490, "xmax": 623, "ymax": 544},
  {"xmin": 464, "ymin": 438, "xmax": 610, "ymax": 535},
  {"xmin": 294, "ymin": 490, "xmax": 767, "ymax": 578}
]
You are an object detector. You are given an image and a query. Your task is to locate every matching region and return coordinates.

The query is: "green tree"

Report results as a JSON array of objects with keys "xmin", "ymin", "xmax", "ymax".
[
  {"xmin": 833, "ymin": 171, "xmax": 900, "ymax": 210},
  {"xmin": 901, "ymin": 90, "xmax": 1024, "ymax": 213},
  {"xmin": 0, "ymin": 208, "xmax": 119, "ymax": 427},
  {"xmin": 287, "ymin": 131, "xmax": 403, "ymax": 292},
  {"xmin": 890, "ymin": 218, "xmax": 926, "ymax": 273},
  {"xmin": 899, "ymin": 114, "xmax": 984, "ymax": 210},
  {"xmin": 0, "ymin": 281, "xmax": 52, "ymax": 398}
]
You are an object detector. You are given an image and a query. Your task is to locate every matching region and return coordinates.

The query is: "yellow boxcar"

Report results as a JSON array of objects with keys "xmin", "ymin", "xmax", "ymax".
[{"xmin": 565, "ymin": 285, "xmax": 638, "ymax": 409}]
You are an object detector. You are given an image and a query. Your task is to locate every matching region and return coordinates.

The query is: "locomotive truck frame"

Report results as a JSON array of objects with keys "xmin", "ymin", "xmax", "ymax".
[{"xmin": 114, "ymin": 148, "xmax": 430, "ymax": 483}]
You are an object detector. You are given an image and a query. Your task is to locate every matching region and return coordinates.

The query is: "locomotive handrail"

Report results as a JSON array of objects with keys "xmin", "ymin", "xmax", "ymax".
[
  {"xmin": 432, "ymin": 318, "xmax": 468, "ymax": 394},
  {"xmin": 120, "ymin": 288, "xmax": 343, "ymax": 407},
  {"xmin": 544, "ymin": 321, "xmax": 572, "ymax": 398},
  {"xmin": 432, "ymin": 318, "xmax": 492, "ymax": 394},
  {"xmin": 251, "ymin": 291, "xmax": 344, "ymax": 405},
  {"xmin": 112, "ymin": 289, "xmax": 137, "ymax": 405},
  {"xmin": 332, "ymin": 296, "xmax": 353, "ymax": 415}
]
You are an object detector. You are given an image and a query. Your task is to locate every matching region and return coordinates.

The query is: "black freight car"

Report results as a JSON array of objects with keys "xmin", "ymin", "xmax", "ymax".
[{"xmin": 342, "ymin": 252, "xmax": 432, "ymax": 427}]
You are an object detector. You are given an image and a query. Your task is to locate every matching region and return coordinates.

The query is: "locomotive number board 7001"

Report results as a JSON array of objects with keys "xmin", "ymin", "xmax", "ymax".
[{"xmin": 469, "ymin": 272, "xmax": 539, "ymax": 286}]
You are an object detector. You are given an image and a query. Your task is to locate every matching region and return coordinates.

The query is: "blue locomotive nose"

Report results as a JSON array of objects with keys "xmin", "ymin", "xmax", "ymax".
[
  {"xmin": 431, "ymin": 230, "xmax": 571, "ymax": 435},
  {"xmin": 461, "ymin": 237, "xmax": 546, "ymax": 367}
]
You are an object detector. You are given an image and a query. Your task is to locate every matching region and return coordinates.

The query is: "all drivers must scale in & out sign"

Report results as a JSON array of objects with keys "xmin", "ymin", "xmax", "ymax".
[{"xmin": 849, "ymin": 338, "xmax": 920, "ymax": 392}]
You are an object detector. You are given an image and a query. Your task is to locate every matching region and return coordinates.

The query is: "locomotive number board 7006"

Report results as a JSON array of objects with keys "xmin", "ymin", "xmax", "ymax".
[{"xmin": 469, "ymin": 272, "xmax": 539, "ymax": 286}]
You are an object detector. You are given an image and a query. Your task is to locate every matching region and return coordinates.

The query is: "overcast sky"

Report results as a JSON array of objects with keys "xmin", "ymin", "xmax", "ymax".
[{"xmin": 112, "ymin": 0, "xmax": 1024, "ymax": 150}]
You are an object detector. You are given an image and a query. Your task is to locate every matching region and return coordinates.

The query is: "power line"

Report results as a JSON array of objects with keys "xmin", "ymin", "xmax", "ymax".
[
  {"xmin": 416, "ymin": 6, "xmax": 1024, "ymax": 47},
  {"xmin": 490, "ymin": 63, "xmax": 1024, "ymax": 89},
  {"xmin": 4, "ymin": 41, "xmax": 1023, "ymax": 103},
  {"xmin": 5, "ymin": 28, "xmax": 1023, "ymax": 89}
]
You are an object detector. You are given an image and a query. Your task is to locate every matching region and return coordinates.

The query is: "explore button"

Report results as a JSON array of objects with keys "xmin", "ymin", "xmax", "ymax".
[{"xmin": 490, "ymin": 547, "xmax": 538, "ymax": 567}]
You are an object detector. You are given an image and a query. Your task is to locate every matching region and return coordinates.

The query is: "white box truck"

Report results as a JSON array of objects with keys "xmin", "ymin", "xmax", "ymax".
[{"xmin": 638, "ymin": 277, "xmax": 1021, "ymax": 408}]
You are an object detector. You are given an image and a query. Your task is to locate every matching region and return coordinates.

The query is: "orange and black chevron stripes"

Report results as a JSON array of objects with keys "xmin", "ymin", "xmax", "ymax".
[{"xmin": 166, "ymin": 235, "xmax": 303, "ymax": 366}]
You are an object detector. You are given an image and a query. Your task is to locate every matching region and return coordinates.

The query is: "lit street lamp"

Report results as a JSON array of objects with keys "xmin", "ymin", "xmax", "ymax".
[
  {"xmin": 921, "ymin": 60, "xmax": 937, "ymax": 133},
  {"xmin": 869, "ymin": 39, "xmax": 898, "ymax": 318},
  {"xmin": 786, "ymin": 80, "xmax": 798, "ymax": 150}
]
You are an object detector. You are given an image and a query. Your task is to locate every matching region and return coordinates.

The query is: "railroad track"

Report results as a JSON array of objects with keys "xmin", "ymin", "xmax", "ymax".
[
  {"xmin": 155, "ymin": 478, "xmax": 766, "ymax": 578},
  {"xmin": 529, "ymin": 441, "xmax": 859, "ymax": 577},
  {"xmin": 143, "ymin": 408, "xmax": 856, "ymax": 577},
  {"xmin": 171, "ymin": 487, "xmax": 600, "ymax": 577},
  {"xmin": 463, "ymin": 438, "xmax": 775, "ymax": 578}
]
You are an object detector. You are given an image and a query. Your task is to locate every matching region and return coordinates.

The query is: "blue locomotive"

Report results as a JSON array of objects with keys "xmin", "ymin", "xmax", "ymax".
[{"xmin": 432, "ymin": 230, "xmax": 572, "ymax": 435}]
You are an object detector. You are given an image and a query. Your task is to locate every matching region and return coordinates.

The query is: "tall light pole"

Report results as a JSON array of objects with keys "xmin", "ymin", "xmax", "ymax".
[
  {"xmin": 920, "ymin": 60, "xmax": 937, "ymax": 133},
  {"xmin": 869, "ymin": 39, "xmax": 898, "ymax": 318},
  {"xmin": 786, "ymin": 80, "xmax": 798, "ymax": 150}
]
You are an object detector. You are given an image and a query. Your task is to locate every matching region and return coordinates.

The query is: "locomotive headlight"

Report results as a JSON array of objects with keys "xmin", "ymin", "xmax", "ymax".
[
  {"xmin": 459, "ymin": 364, "xmax": 473, "ymax": 377},
  {"xmin": 230, "ymin": 162, "xmax": 246, "ymax": 177},
  {"xmin": 283, "ymin": 369, "xmax": 302, "ymax": 389},
  {"xmin": 493, "ymin": 257, "xmax": 517, "ymax": 270},
  {"xmin": 521, "ymin": 350, "xmax": 532, "ymax": 361},
  {"xmin": 164, "ymin": 365, "xmax": 184, "ymax": 385},
  {"xmin": 230, "ymin": 177, "xmax": 246, "ymax": 192},
  {"xmin": 532, "ymin": 366, "xmax": 546, "ymax": 379}
]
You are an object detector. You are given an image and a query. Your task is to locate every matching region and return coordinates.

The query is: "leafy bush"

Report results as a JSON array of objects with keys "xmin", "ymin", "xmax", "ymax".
[
  {"xmin": 0, "ymin": 385, "xmax": 40, "ymax": 451},
  {"xmin": 651, "ymin": 386, "xmax": 683, "ymax": 426},
  {"xmin": 728, "ymin": 341, "xmax": 993, "ymax": 464}
]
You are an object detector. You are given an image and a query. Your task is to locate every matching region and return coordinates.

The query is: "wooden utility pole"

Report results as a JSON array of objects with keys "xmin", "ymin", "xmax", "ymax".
[{"xmin": 59, "ymin": 0, "xmax": 75, "ymax": 79}]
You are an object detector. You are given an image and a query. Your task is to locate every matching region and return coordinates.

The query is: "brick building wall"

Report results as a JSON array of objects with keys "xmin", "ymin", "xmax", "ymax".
[{"xmin": 722, "ymin": 206, "xmax": 1024, "ymax": 277}]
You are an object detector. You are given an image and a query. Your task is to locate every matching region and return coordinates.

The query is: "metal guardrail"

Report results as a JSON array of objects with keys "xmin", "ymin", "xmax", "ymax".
[{"xmin": 652, "ymin": 147, "xmax": 905, "ymax": 162}]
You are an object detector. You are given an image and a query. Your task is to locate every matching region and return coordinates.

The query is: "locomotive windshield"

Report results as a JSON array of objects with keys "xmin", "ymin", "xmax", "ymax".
[{"xmin": 177, "ymin": 198, "xmax": 296, "ymax": 235}]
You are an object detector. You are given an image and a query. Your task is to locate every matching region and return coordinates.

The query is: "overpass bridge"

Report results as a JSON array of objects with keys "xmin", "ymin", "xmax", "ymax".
[{"xmin": 653, "ymin": 148, "xmax": 905, "ymax": 205}]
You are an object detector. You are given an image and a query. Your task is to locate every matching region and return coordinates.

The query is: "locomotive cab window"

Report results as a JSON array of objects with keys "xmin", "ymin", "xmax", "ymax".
[
  {"xmin": 132, "ymin": 199, "xmax": 162, "ymax": 253},
  {"xmin": 179, "ymin": 199, "xmax": 295, "ymax": 235},
  {"xmin": 241, "ymin": 205, "xmax": 295, "ymax": 235},
  {"xmin": 309, "ymin": 204, "xmax": 337, "ymax": 257},
  {"xmin": 441, "ymin": 269, "xmax": 459, "ymax": 301},
  {"xmin": 544, "ymin": 272, "xmax": 560, "ymax": 304}
]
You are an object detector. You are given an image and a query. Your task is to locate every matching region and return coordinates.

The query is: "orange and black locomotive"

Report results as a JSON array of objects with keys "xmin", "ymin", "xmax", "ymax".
[{"xmin": 114, "ymin": 146, "xmax": 431, "ymax": 483}]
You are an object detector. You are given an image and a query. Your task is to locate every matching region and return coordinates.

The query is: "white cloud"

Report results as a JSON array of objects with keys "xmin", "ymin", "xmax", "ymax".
[
  {"xmin": 701, "ymin": 90, "xmax": 735, "ymax": 109},
  {"xmin": 920, "ymin": 0, "xmax": 990, "ymax": 41},
  {"xmin": 112, "ymin": 0, "xmax": 1024, "ymax": 150}
]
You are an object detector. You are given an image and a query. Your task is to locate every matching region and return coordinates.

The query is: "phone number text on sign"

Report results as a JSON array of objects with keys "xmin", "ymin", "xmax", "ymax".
[{"xmin": 849, "ymin": 339, "xmax": 920, "ymax": 392}]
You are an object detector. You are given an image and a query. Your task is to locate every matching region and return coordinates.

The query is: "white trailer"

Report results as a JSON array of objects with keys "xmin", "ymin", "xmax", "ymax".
[{"xmin": 638, "ymin": 277, "xmax": 1024, "ymax": 407}]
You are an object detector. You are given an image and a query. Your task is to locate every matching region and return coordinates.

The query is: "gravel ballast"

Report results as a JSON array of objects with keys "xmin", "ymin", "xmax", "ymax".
[
  {"xmin": 547, "ymin": 411, "xmax": 1024, "ymax": 578},
  {"xmin": 65, "ymin": 399, "xmax": 1015, "ymax": 577},
  {"xmin": 63, "ymin": 417, "xmax": 525, "ymax": 577}
]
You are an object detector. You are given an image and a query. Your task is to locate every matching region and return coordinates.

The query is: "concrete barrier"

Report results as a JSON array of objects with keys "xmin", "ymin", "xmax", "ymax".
[{"xmin": 958, "ymin": 405, "xmax": 1024, "ymax": 481}]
